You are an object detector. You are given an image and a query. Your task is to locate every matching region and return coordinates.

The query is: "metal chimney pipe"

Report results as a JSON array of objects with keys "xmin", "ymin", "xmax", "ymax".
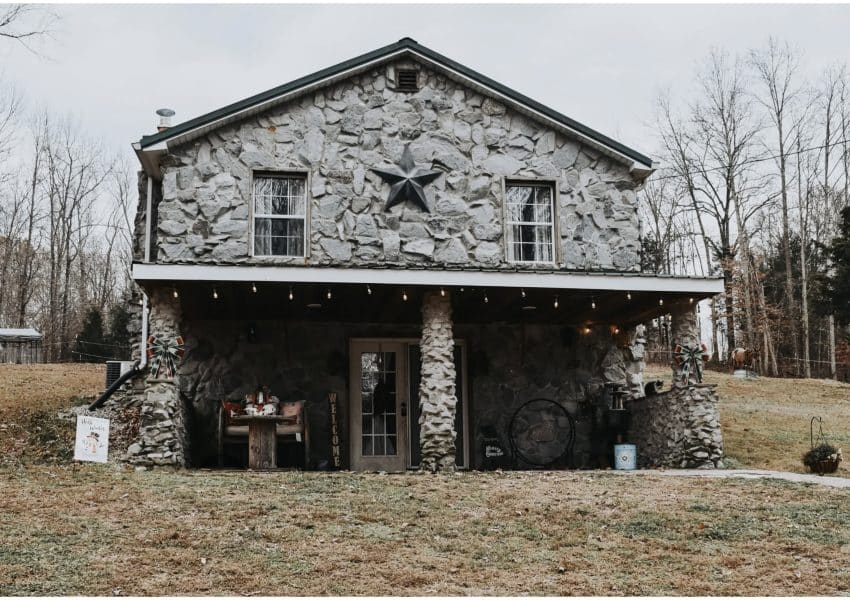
[{"xmin": 156, "ymin": 108, "xmax": 175, "ymax": 132}]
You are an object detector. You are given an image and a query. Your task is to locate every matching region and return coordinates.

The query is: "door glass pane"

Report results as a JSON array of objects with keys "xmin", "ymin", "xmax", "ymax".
[{"xmin": 360, "ymin": 351, "xmax": 398, "ymax": 456}]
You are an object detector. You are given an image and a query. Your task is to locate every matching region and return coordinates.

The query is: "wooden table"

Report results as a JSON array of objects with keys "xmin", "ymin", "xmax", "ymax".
[{"xmin": 230, "ymin": 415, "xmax": 292, "ymax": 469}]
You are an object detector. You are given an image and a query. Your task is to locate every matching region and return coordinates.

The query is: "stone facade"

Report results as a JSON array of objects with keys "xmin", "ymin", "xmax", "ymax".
[
  {"xmin": 418, "ymin": 292, "xmax": 458, "ymax": 471},
  {"xmin": 150, "ymin": 59, "xmax": 642, "ymax": 272}
]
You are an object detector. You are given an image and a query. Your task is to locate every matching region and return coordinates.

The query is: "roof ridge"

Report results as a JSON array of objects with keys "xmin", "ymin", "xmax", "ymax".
[{"xmin": 136, "ymin": 38, "xmax": 653, "ymax": 169}]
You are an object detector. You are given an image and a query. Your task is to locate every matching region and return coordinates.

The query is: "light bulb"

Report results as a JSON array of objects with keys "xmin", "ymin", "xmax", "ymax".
[
  {"xmin": 402, "ymin": 290, "xmax": 408, "ymax": 301},
  {"xmin": 521, "ymin": 288, "xmax": 526, "ymax": 298},
  {"xmin": 554, "ymin": 296, "xmax": 559, "ymax": 309},
  {"xmin": 172, "ymin": 286, "xmax": 178, "ymax": 299},
  {"xmin": 484, "ymin": 292, "xmax": 489, "ymax": 304},
  {"xmin": 212, "ymin": 287, "xmax": 218, "ymax": 300},
  {"xmin": 367, "ymin": 284, "xmax": 372, "ymax": 295},
  {"xmin": 689, "ymin": 297, "xmax": 694, "ymax": 304},
  {"xmin": 252, "ymin": 282, "xmax": 257, "ymax": 294},
  {"xmin": 591, "ymin": 298, "xmax": 596, "ymax": 310},
  {"xmin": 288, "ymin": 287, "xmax": 294, "ymax": 301},
  {"xmin": 440, "ymin": 287, "xmax": 445, "ymax": 297},
  {"xmin": 626, "ymin": 291, "xmax": 631, "ymax": 301},
  {"xmin": 327, "ymin": 289, "xmax": 332, "ymax": 300},
  {"xmin": 659, "ymin": 298, "xmax": 664, "ymax": 306}
]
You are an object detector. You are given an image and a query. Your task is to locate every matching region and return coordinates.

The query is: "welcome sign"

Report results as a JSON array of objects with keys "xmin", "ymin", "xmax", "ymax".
[{"xmin": 74, "ymin": 415, "xmax": 110, "ymax": 463}]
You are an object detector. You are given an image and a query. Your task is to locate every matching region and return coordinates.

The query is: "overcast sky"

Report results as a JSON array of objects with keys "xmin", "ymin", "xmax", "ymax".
[{"xmin": 2, "ymin": 3, "xmax": 849, "ymax": 163}]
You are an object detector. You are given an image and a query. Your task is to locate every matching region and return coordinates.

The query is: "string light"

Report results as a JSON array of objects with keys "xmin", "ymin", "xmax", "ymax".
[
  {"xmin": 288, "ymin": 286, "xmax": 294, "ymax": 301},
  {"xmin": 212, "ymin": 287, "xmax": 218, "ymax": 300},
  {"xmin": 521, "ymin": 288, "xmax": 526, "ymax": 298},
  {"xmin": 554, "ymin": 295, "xmax": 559, "ymax": 309},
  {"xmin": 440, "ymin": 287, "xmax": 445, "ymax": 297},
  {"xmin": 459, "ymin": 287, "xmax": 465, "ymax": 292},
  {"xmin": 689, "ymin": 297, "xmax": 694, "ymax": 304},
  {"xmin": 582, "ymin": 325, "xmax": 592, "ymax": 335},
  {"xmin": 626, "ymin": 291, "xmax": 632, "ymax": 301},
  {"xmin": 172, "ymin": 286, "xmax": 178, "ymax": 299},
  {"xmin": 327, "ymin": 288, "xmax": 332, "ymax": 300},
  {"xmin": 611, "ymin": 325, "xmax": 620, "ymax": 335},
  {"xmin": 367, "ymin": 284, "xmax": 372, "ymax": 295},
  {"xmin": 659, "ymin": 297, "xmax": 664, "ymax": 306},
  {"xmin": 591, "ymin": 297, "xmax": 596, "ymax": 310},
  {"xmin": 402, "ymin": 290, "xmax": 408, "ymax": 301},
  {"xmin": 484, "ymin": 291, "xmax": 489, "ymax": 304},
  {"xmin": 251, "ymin": 282, "xmax": 257, "ymax": 294}
]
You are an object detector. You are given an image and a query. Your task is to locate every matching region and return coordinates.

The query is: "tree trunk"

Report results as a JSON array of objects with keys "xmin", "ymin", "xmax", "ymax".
[
  {"xmin": 797, "ymin": 136, "xmax": 812, "ymax": 378},
  {"xmin": 418, "ymin": 291, "xmax": 457, "ymax": 472}
]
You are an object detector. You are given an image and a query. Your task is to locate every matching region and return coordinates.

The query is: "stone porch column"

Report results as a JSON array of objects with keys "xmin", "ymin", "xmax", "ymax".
[
  {"xmin": 671, "ymin": 305, "xmax": 701, "ymax": 385},
  {"xmin": 669, "ymin": 305, "xmax": 724, "ymax": 468},
  {"xmin": 127, "ymin": 287, "xmax": 190, "ymax": 468},
  {"xmin": 418, "ymin": 291, "xmax": 457, "ymax": 472}
]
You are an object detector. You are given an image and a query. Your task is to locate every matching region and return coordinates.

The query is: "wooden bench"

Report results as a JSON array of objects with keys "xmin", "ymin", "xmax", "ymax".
[{"xmin": 218, "ymin": 401, "xmax": 310, "ymax": 468}]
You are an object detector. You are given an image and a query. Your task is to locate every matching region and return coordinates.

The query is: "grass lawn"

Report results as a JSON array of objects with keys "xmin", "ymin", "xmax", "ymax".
[
  {"xmin": 2, "ymin": 467, "xmax": 850, "ymax": 596},
  {"xmin": 1, "ymin": 363, "xmax": 849, "ymax": 595}
]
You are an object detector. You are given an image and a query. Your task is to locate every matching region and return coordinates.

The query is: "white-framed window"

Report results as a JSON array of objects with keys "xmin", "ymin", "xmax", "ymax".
[
  {"xmin": 505, "ymin": 181, "xmax": 556, "ymax": 264},
  {"xmin": 252, "ymin": 174, "xmax": 307, "ymax": 257}
]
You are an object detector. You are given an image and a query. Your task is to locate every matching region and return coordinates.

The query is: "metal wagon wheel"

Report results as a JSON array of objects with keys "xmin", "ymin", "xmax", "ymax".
[{"xmin": 508, "ymin": 398, "xmax": 576, "ymax": 468}]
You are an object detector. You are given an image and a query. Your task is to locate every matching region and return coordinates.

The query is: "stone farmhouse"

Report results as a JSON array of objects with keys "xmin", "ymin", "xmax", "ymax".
[{"xmin": 122, "ymin": 38, "xmax": 725, "ymax": 471}]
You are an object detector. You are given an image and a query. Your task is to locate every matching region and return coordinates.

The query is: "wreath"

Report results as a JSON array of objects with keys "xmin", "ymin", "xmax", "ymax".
[{"xmin": 146, "ymin": 334, "xmax": 185, "ymax": 379}]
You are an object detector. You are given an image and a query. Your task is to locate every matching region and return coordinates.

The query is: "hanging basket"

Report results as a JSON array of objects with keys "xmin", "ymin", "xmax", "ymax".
[{"xmin": 803, "ymin": 417, "xmax": 842, "ymax": 476}]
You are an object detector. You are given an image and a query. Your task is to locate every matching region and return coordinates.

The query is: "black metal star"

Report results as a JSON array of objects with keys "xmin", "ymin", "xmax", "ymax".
[{"xmin": 371, "ymin": 144, "xmax": 441, "ymax": 213}]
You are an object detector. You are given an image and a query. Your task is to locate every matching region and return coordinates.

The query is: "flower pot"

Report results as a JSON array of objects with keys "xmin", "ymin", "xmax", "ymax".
[{"xmin": 809, "ymin": 458, "xmax": 840, "ymax": 475}]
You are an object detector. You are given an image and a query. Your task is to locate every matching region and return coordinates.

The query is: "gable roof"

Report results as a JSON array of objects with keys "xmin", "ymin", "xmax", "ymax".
[{"xmin": 134, "ymin": 38, "xmax": 655, "ymax": 175}]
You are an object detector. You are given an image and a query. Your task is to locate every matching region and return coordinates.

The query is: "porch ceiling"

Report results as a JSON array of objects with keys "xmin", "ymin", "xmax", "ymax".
[{"xmin": 158, "ymin": 280, "xmax": 708, "ymax": 329}]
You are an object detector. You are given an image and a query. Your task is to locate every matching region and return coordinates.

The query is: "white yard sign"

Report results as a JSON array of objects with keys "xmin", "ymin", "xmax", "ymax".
[{"xmin": 74, "ymin": 415, "xmax": 109, "ymax": 463}]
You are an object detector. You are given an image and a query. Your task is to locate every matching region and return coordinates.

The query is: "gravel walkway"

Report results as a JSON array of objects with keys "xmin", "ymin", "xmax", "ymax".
[{"xmin": 612, "ymin": 468, "xmax": 850, "ymax": 489}]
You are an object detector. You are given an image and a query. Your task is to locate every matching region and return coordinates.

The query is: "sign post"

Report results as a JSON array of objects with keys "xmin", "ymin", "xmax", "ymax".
[{"xmin": 74, "ymin": 415, "xmax": 110, "ymax": 464}]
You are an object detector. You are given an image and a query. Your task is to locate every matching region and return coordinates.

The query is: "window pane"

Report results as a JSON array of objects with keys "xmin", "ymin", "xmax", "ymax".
[
  {"xmin": 362, "ymin": 436, "xmax": 373, "ymax": 456},
  {"xmin": 505, "ymin": 183, "xmax": 554, "ymax": 263}
]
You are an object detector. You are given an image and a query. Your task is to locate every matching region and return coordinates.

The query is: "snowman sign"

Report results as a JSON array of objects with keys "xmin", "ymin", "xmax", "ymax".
[{"xmin": 74, "ymin": 415, "xmax": 110, "ymax": 463}]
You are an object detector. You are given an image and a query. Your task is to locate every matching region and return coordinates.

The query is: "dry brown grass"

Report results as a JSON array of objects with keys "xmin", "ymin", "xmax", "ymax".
[
  {"xmin": 646, "ymin": 365, "xmax": 850, "ymax": 476},
  {"xmin": 0, "ymin": 363, "xmax": 103, "ymax": 464},
  {"xmin": 1, "ymin": 467, "xmax": 849, "ymax": 596}
]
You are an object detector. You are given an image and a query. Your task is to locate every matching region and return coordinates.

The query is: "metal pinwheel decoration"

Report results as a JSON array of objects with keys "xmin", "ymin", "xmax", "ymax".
[
  {"xmin": 146, "ymin": 334, "xmax": 185, "ymax": 379},
  {"xmin": 673, "ymin": 343, "xmax": 710, "ymax": 384}
]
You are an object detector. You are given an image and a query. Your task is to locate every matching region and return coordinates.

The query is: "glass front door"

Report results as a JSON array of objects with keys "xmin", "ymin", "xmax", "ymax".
[{"xmin": 349, "ymin": 341, "xmax": 408, "ymax": 471}]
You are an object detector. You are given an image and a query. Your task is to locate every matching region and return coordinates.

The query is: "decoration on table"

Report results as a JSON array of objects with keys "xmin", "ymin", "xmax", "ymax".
[
  {"xmin": 371, "ymin": 143, "xmax": 441, "ymax": 213},
  {"xmin": 328, "ymin": 392, "xmax": 341, "ymax": 470},
  {"xmin": 244, "ymin": 385, "xmax": 279, "ymax": 416},
  {"xmin": 673, "ymin": 343, "xmax": 710, "ymax": 384},
  {"xmin": 146, "ymin": 334, "xmax": 185, "ymax": 379}
]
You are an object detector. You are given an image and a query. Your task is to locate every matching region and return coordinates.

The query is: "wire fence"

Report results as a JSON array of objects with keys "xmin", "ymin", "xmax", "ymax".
[{"xmin": 645, "ymin": 349, "xmax": 850, "ymax": 382}]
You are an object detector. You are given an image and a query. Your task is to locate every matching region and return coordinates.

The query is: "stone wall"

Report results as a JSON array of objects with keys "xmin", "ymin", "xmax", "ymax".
[
  {"xmin": 152, "ymin": 58, "xmax": 642, "ymax": 272},
  {"xmin": 626, "ymin": 307, "xmax": 724, "ymax": 469},
  {"xmin": 458, "ymin": 322, "xmax": 629, "ymax": 469},
  {"xmin": 628, "ymin": 385, "xmax": 725, "ymax": 468}
]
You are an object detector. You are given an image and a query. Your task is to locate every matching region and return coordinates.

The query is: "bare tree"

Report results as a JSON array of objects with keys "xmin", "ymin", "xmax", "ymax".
[
  {"xmin": 750, "ymin": 37, "xmax": 807, "ymax": 371},
  {"xmin": 0, "ymin": 4, "xmax": 58, "ymax": 53}
]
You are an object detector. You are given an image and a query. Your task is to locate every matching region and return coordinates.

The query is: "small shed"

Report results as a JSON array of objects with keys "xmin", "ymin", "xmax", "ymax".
[{"xmin": 0, "ymin": 328, "xmax": 44, "ymax": 364}]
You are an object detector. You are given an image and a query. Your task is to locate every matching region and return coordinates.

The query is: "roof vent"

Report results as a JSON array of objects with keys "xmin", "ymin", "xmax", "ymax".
[
  {"xmin": 156, "ymin": 108, "xmax": 175, "ymax": 132},
  {"xmin": 396, "ymin": 69, "xmax": 419, "ymax": 93}
]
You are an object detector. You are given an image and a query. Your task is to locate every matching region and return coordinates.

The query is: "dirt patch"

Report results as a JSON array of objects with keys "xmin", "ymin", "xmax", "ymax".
[
  {"xmin": 646, "ymin": 366, "xmax": 849, "ymax": 478},
  {"xmin": 1, "ymin": 467, "xmax": 849, "ymax": 595}
]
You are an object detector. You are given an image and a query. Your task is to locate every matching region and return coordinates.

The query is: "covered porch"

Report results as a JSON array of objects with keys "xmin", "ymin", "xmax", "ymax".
[{"xmin": 130, "ymin": 264, "xmax": 723, "ymax": 470}]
